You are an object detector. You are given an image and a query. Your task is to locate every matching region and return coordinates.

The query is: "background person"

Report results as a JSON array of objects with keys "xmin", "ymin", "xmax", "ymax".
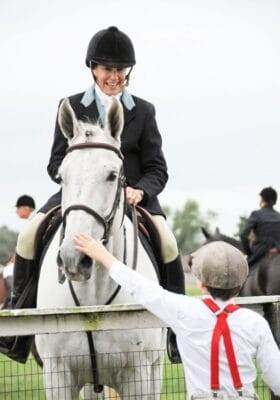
[
  {"xmin": 15, "ymin": 195, "xmax": 36, "ymax": 220},
  {"xmin": 240, "ymin": 187, "xmax": 280, "ymax": 267}
]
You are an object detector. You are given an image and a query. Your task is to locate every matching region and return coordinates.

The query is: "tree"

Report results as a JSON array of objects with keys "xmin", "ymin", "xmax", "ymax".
[
  {"xmin": 234, "ymin": 215, "xmax": 248, "ymax": 239},
  {"xmin": 0, "ymin": 226, "xmax": 18, "ymax": 265},
  {"xmin": 172, "ymin": 199, "xmax": 217, "ymax": 254}
]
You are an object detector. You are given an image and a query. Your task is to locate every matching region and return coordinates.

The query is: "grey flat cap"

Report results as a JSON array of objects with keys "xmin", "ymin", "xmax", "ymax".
[{"xmin": 191, "ymin": 241, "xmax": 248, "ymax": 289}]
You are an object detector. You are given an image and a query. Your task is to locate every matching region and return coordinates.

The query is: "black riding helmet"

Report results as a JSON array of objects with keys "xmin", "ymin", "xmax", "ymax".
[
  {"xmin": 16, "ymin": 195, "xmax": 36, "ymax": 209},
  {"xmin": 85, "ymin": 26, "xmax": 136, "ymax": 69},
  {"xmin": 259, "ymin": 187, "xmax": 277, "ymax": 206}
]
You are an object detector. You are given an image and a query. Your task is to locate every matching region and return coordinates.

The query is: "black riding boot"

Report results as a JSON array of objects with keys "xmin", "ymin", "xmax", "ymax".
[
  {"xmin": 0, "ymin": 254, "xmax": 36, "ymax": 363},
  {"xmin": 163, "ymin": 255, "xmax": 185, "ymax": 364}
]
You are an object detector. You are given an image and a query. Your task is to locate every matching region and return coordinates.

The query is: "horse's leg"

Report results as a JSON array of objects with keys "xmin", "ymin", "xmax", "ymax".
[
  {"xmin": 42, "ymin": 357, "xmax": 81, "ymax": 400},
  {"xmin": 148, "ymin": 352, "xmax": 164, "ymax": 400},
  {"xmin": 113, "ymin": 363, "xmax": 152, "ymax": 399}
]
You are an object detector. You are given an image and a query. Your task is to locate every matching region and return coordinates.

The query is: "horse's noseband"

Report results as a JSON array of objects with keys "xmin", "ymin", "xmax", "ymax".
[{"xmin": 62, "ymin": 142, "xmax": 126, "ymax": 243}]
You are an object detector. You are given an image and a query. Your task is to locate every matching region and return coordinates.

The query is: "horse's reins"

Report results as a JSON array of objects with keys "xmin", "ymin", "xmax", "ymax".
[{"xmin": 63, "ymin": 142, "xmax": 139, "ymax": 393}]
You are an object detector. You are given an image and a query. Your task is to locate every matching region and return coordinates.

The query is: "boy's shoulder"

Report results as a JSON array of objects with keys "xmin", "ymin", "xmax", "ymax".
[{"xmin": 184, "ymin": 296, "xmax": 269, "ymax": 326}]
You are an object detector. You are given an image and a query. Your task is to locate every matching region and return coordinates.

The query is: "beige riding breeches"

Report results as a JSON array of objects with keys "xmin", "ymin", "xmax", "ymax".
[
  {"xmin": 149, "ymin": 215, "xmax": 178, "ymax": 263},
  {"xmin": 16, "ymin": 212, "xmax": 178, "ymax": 264},
  {"xmin": 16, "ymin": 213, "xmax": 46, "ymax": 260}
]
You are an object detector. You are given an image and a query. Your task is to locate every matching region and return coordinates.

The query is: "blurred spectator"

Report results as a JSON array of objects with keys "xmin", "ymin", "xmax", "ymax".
[{"xmin": 15, "ymin": 195, "xmax": 36, "ymax": 220}]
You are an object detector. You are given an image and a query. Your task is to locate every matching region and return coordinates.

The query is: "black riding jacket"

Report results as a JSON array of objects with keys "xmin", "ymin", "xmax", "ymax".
[
  {"xmin": 46, "ymin": 91, "xmax": 168, "ymax": 216},
  {"xmin": 240, "ymin": 206, "xmax": 280, "ymax": 256}
]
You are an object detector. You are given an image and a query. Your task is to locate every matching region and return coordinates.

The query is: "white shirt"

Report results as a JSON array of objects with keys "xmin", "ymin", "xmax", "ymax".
[{"xmin": 110, "ymin": 261, "xmax": 280, "ymax": 398}]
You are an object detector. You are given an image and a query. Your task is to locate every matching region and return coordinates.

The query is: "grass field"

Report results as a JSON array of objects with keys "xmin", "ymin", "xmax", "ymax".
[{"xmin": 0, "ymin": 353, "xmax": 271, "ymax": 400}]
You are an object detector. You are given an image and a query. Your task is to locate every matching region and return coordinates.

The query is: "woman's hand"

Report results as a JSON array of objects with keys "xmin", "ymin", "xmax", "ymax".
[
  {"xmin": 74, "ymin": 233, "xmax": 116, "ymax": 269},
  {"xmin": 126, "ymin": 187, "xmax": 144, "ymax": 205}
]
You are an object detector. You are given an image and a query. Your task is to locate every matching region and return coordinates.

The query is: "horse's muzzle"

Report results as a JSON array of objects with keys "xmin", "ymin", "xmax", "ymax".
[{"xmin": 58, "ymin": 250, "xmax": 93, "ymax": 281}]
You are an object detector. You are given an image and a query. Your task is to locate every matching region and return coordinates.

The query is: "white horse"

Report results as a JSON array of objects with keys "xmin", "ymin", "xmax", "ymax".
[{"xmin": 36, "ymin": 98, "xmax": 165, "ymax": 399}]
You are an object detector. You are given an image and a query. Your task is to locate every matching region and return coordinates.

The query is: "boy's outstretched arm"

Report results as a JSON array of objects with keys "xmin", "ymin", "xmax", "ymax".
[{"xmin": 74, "ymin": 233, "xmax": 189, "ymax": 332}]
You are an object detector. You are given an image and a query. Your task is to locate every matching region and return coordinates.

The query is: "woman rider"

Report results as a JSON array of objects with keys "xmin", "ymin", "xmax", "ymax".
[{"xmin": 0, "ymin": 26, "xmax": 185, "ymax": 363}]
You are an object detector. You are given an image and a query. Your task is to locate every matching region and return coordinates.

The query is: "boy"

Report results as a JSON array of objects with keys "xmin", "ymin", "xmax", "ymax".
[{"xmin": 74, "ymin": 234, "xmax": 280, "ymax": 398}]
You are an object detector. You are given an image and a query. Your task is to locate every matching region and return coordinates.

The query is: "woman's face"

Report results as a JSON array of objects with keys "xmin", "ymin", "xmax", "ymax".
[{"xmin": 92, "ymin": 65, "xmax": 130, "ymax": 96}]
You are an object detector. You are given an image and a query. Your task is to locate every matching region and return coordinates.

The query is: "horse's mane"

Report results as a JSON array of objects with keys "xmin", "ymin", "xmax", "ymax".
[{"xmin": 202, "ymin": 228, "xmax": 244, "ymax": 252}]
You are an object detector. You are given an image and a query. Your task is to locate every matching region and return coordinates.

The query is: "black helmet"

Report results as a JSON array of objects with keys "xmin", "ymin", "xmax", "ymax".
[
  {"xmin": 85, "ymin": 26, "xmax": 136, "ymax": 68},
  {"xmin": 16, "ymin": 195, "xmax": 36, "ymax": 209},
  {"xmin": 259, "ymin": 187, "xmax": 277, "ymax": 206}
]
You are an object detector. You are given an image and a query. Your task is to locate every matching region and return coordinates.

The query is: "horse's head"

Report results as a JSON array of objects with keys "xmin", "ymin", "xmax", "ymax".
[
  {"xmin": 201, "ymin": 227, "xmax": 244, "ymax": 252},
  {"xmin": 57, "ymin": 97, "xmax": 124, "ymax": 281}
]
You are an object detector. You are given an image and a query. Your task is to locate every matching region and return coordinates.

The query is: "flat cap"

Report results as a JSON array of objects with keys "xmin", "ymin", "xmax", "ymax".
[{"xmin": 191, "ymin": 241, "xmax": 248, "ymax": 289}]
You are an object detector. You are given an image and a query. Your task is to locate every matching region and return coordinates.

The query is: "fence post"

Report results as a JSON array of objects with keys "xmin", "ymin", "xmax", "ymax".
[{"xmin": 264, "ymin": 302, "xmax": 280, "ymax": 400}]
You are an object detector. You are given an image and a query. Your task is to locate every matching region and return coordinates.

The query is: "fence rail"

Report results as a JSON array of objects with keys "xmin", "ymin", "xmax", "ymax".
[
  {"xmin": 0, "ymin": 295, "xmax": 280, "ymax": 337},
  {"xmin": 0, "ymin": 296, "xmax": 279, "ymax": 399}
]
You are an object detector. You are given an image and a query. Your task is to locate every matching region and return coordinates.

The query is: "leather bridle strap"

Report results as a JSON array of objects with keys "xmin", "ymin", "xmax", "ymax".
[
  {"xmin": 66, "ymin": 142, "xmax": 124, "ymax": 160},
  {"xmin": 63, "ymin": 143, "xmax": 125, "ymax": 244},
  {"xmin": 63, "ymin": 204, "xmax": 108, "ymax": 233},
  {"xmin": 68, "ymin": 279, "xmax": 103, "ymax": 393}
]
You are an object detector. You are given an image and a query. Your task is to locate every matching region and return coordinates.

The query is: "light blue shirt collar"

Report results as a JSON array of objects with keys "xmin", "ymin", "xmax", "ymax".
[{"xmin": 80, "ymin": 83, "xmax": 135, "ymax": 111}]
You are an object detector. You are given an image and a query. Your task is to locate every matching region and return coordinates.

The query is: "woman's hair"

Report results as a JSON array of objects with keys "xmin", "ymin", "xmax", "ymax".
[{"xmin": 205, "ymin": 285, "xmax": 241, "ymax": 301}]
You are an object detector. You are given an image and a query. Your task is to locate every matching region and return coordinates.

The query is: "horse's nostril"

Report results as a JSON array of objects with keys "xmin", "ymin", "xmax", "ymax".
[{"xmin": 80, "ymin": 255, "xmax": 92, "ymax": 269}]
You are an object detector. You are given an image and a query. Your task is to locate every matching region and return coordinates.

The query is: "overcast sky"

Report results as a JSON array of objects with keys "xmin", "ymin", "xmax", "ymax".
[{"xmin": 1, "ymin": 0, "xmax": 279, "ymax": 235}]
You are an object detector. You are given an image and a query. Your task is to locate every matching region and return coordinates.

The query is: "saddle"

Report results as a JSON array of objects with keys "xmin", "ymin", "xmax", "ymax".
[
  {"xmin": 133, "ymin": 206, "xmax": 165, "ymax": 284},
  {"xmin": 34, "ymin": 206, "xmax": 62, "ymax": 267}
]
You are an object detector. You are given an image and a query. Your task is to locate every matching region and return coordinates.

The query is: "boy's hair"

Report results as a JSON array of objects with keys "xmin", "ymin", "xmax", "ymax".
[{"xmin": 205, "ymin": 285, "xmax": 241, "ymax": 301}]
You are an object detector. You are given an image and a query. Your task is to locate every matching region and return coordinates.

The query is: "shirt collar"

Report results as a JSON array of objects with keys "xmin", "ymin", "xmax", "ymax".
[
  {"xmin": 81, "ymin": 83, "xmax": 135, "ymax": 110},
  {"xmin": 202, "ymin": 294, "xmax": 236, "ymax": 308}
]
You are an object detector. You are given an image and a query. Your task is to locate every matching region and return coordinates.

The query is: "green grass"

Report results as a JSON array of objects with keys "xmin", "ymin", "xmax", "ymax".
[
  {"xmin": 186, "ymin": 287, "xmax": 202, "ymax": 296},
  {"xmin": 0, "ymin": 354, "xmax": 45, "ymax": 399},
  {"xmin": 0, "ymin": 354, "xmax": 270, "ymax": 400}
]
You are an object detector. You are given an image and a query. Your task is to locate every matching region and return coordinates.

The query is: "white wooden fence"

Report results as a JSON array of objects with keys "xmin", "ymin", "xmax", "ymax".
[
  {"xmin": 0, "ymin": 295, "xmax": 279, "ymax": 336},
  {"xmin": 0, "ymin": 296, "xmax": 279, "ymax": 400}
]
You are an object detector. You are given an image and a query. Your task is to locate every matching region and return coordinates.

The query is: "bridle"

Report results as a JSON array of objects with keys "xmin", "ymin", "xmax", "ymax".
[
  {"xmin": 61, "ymin": 141, "xmax": 128, "ymax": 393},
  {"xmin": 62, "ymin": 142, "xmax": 126, "ymax": 244}
]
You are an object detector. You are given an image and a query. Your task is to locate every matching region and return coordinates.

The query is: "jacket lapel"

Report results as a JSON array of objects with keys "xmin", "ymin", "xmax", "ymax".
[
  {"xmin": 122, "ymin": 101, "xmax": 136, "ymax": 128},
  {"xmin": 84, "ymin": 100, "xmax": 100, "ymax": 124}
]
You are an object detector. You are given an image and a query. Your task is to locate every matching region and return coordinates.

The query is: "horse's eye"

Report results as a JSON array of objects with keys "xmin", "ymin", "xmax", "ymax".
[{"xmin": 107, "ymin": 172, "xmax": 118, "ymax": 182}]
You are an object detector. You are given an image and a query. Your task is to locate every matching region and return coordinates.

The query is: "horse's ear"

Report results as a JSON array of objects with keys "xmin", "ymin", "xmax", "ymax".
[
  {"xmin": 201, "ymin": 227, "xmax": 211, "ymax": 239},
  {"xmin": 58, "ymin": 98, "xmax": 78, "ymax": 140},
  {"xmin": 106, "ymin": 98, "xmax": 124, "ymax": 141}
]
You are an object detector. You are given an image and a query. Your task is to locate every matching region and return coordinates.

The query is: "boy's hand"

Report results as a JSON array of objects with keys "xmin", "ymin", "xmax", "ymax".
[{"xmin": 74, "ymin": 233, "xmax": 116, "ymax": 269}]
